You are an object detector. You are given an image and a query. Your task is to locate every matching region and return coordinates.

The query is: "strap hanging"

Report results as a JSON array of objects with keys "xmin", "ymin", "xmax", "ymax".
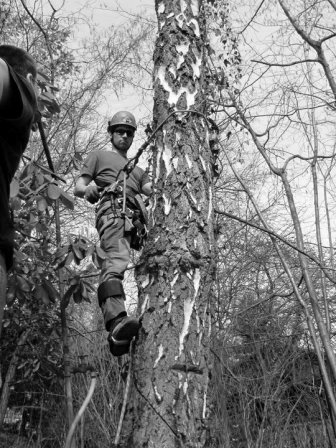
[{"xmin": 122, "ymin": 171, "xmax": 127, "ymax": 217}]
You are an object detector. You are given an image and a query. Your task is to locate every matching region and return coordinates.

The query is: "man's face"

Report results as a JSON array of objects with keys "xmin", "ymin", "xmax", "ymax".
[{"xmin": 112, "ymin": 126, "xmax": 135, "ymax": 152}]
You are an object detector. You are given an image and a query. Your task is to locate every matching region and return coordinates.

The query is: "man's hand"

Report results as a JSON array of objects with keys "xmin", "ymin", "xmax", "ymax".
[
  {"xmin": 142, "ymin": 182, "xmax": 152, "ymax": 197},
  {"xmin": 84, "ymin": 185, "xmax": 100, "ymax": 204}
]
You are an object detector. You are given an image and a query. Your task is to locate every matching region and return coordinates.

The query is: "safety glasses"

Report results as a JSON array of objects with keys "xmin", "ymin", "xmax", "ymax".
[{"xmin": 114, "ymin": 128, "xmax": 134, "ymax": 138}]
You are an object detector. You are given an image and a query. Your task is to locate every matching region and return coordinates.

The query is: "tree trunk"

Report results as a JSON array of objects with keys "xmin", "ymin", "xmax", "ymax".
[
  {"xmin": 56, "ymin": 199, "xmax": 75, "ymax": 447},
  {"xmin": 0, "ymin": 329, "xmax": 30, "ymax": 428},
  {"xmin": 130, "ymin": 1, "xmax": 216, "ymax": 446}
]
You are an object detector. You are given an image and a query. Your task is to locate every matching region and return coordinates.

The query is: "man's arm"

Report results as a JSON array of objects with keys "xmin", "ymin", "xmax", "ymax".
[
  {"xmin": 74, "ymin": 175, "xmax": 100, "ymax": 204},
  {"xmin": 0, "ymin": 58, "xmax": 12, "ymax": 112}
]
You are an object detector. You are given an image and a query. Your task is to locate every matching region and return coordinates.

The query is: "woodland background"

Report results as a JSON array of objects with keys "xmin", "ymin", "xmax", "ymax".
[{"xmin": 1, "ymin": 0, "xmax": 336, "ymax": 447}]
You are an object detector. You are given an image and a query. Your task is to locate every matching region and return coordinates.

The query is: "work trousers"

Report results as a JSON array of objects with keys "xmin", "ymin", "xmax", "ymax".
[{"xmin": 98, "ymin": 215, "xmax": 131, "ymax": 329}]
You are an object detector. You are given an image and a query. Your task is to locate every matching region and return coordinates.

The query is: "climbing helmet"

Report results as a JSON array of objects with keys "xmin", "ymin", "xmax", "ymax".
[{"xmin": 108, "ymin": 111, "xmax": 137, "ymax": 132}]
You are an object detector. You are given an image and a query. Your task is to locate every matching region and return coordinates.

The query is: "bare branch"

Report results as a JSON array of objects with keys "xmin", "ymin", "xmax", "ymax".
[
  {"xmin": 215, "ymin": 209, "xmax": 336, "ymax": 283},
  {"xmin": 278, "ymin": 0, "xmax": 336, "ymax": 98},
  {"xmin": 252, "ymin": 58, "xmax": 319, "ymax": 67},
  {"xmin": 283, "ymin": 153, "xmax": 336, "ymax": 171},
  {"xmin": 19, "ymin": 0, "xmax": 54, "ymax": 69},
  {"xmin": 227, "ymin": 90, "xmax": 283, "ymax": 175},
  {"xmin": 320, "ymin": 32, "xmax": 336, "ymax": 44},
  {"xmin": 327, "ymin": 0, "xmax": 336, "ymax": 12},
  {"xmin": 278, "ymin": 0, "xmax": 319, "ymax": 48},
  {"xmin": 240, "ymin": 0, "xmax": 266, "ymax": 34}
]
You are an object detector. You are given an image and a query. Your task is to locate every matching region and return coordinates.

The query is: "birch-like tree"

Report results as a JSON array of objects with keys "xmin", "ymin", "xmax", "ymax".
[{"xmin": 127, "ymin": 1, "xmax": 216, "ymax": 446}]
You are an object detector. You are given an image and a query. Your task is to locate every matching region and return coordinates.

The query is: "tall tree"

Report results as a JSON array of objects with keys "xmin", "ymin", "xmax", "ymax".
[
  {"xmin": 209, "ymin": 0, "xmax": 336, "ymax": 441},
  {"xmin": 128, "ymin": 0, "xmax": 216, "ymax": 446}
]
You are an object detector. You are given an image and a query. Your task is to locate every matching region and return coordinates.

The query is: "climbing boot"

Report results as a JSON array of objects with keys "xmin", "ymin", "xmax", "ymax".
[{"xmin": 108, "ymin": 316, "xmax": 140, "ymax": 356}]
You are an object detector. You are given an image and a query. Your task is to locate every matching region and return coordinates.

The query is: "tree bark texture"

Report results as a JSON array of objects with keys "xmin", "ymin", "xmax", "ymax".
[{"xmin": 130, "ymin": 1, "xmax": 215, "ymax": 447}]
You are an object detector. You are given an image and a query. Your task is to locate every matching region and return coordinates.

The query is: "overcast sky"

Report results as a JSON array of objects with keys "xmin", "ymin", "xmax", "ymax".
[
  {"xmin": 64, "ymin": 0, "xmax": 155, "ymax": 32},
  {"xmin": 61, "ymin": 0, "xmax": 156, "ymax": 156}
]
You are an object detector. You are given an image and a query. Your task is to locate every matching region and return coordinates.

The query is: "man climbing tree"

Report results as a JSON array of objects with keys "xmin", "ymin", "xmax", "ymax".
[
  {"xmin": 125, "ymin": 0, "xmax": 217, "ymax": 446},
  {"xmin": 74, "ymin": 111, "xmax": 152, "ymax": 356},
  {"xmin": 0, "ymin": 45, "xmax": 38, "ymax": 336}
]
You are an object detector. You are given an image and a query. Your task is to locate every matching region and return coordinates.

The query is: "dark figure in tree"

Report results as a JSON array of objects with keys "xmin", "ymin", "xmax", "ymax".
[
  {"xmin": 0, "ymin": 45, "xmax": 38, "ymax": 336},
  {"xmin": 74, "ymin": 111, "xmax": 151, "ymax": 356}
]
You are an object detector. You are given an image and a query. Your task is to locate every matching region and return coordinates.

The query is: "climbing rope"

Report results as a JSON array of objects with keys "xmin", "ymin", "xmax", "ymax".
[
  {"xmin": 111, "ymin": 308, "xmax": 185, "ymax": 445},
  {"xmin": 121, "ymin": 108, "xmax": 219, "ymax": 178},
  {"xmin": 64, "ymin": 371, "xmax": 98, "ymax": 448},
  {"xmin": 113, "ymin": 339, "xmax": 135, "ymax": 447}
]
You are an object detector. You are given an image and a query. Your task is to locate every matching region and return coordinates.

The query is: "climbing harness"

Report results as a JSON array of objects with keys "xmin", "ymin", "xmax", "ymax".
[{"xmin": 95, "ymin": 172, "xmax": 148, "ymax": 251}]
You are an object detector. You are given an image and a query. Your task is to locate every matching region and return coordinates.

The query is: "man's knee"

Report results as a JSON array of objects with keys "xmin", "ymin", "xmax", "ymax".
[{"xmin": 97, "ymin": 279, "xmax": 125, "ymax": 307}]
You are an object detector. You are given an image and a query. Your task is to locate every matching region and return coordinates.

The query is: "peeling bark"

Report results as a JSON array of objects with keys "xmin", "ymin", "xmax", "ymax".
[{"xmin": 128, "ymin": 1, "xmax": 216, "ymax": 447}]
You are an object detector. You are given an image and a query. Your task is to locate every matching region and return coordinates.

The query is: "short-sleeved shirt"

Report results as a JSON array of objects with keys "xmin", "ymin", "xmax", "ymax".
[
  {"xmin": 80, "ymin": 150, "xmax": 150, "ymax": 199},
  {"xmin": 0, "ymin": 64, "xmax": 37, "ymax": 269}
]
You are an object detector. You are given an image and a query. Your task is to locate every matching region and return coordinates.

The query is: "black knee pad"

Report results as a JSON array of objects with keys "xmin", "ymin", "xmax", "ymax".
[{"xmin": 98, "ymin": 279, "xmax": 125, "ymax": 307}]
